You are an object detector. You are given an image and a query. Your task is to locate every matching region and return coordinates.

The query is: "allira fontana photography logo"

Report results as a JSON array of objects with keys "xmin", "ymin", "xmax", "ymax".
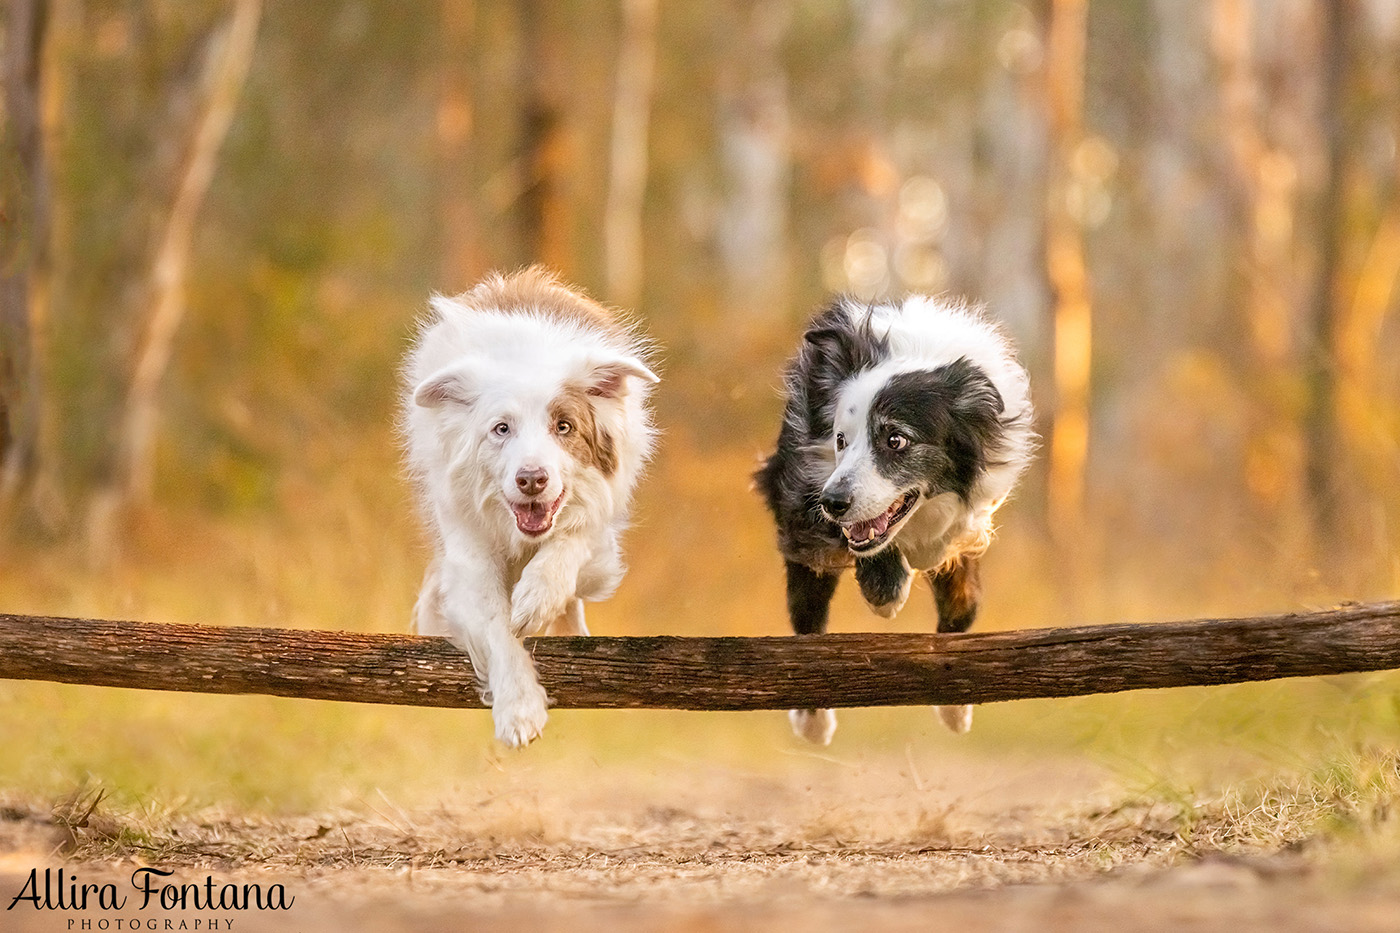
[{"xmin": 7, "ymin": 867, "xmax": 295, "ymax": 928}]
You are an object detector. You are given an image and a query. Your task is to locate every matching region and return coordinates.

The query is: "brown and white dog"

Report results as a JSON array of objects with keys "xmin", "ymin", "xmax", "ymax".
[{"xmin": 402, "ymin": 268, "xmax": 658, "ymax": 747}]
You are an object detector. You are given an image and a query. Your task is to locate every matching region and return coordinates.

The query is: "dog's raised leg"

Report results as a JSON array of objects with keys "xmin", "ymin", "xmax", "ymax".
[
  {"xmin": 511, "ymin": 536, "xmax": 592, "ymax": 637},
  {"xmin": 928, "ymin": 552, "xmax": 982, "ymax": 734},
  {"xmin": 576, "ymin": 529, "xmax": 624, "ymax": 605},
  {"xmin": 931, "ymin": 552, "xmax": 981, "ymax": 634},
  {"xmin": 439, "ymin": 551, "xmax": 551, "ymax": 748},
  {"xmin": 785, "ymin": 559, "xmax": 841, "ymax": 745},
  {"xmin": 549, "ymin": 598, "xmax": 590, "ymax": 636},
  {"xmin": 855, "ymin": 545, "xmax": 913, "ymax": 619}
]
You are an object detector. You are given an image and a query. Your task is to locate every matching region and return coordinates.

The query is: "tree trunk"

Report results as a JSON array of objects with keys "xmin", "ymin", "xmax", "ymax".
[
  {"xmin": 1333, "ymin": 16, "xmax": 1400, "ymax": 487},
  {"xmin": 603, "ymin": 0, "xmax": 659, "ymax": 308},
  {"xmin": 1335, "ymin": 197, "xmax": 1400, "ymax": 478},
  {"xmin": 1043, "ymin": 0, "xmax": 1093, "ymax": 533},
  {"xmin": 93, "ymin": 0, "xmax": 261, "ymax": 539},
  {"xmin": 716, "ymin": 0, "xmax": 792, "ymax": 324},
  {"xmin": 517, "ymin": 0, "xmax": 573, "ymax": 272},
  {"xmin": 1212, "ymin": 0, "xmax": 1296, "ymax": 368},
  {"xmin": 437, "ymin": 0, "xmax": 479, "ymax": 290},
  {"xmin": 1302, "ymin": 0, "xmax": 1351, "ymax": 554},
  {"xmin": 0, "ymin": 0, "xmax": 53, "ymax": 528},
  {"xmin": 1210, "ymin": 0, "xmax": 1311, "ymax": 542}
]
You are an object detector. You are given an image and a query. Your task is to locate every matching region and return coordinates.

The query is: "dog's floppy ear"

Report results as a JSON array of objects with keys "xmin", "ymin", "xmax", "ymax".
[
  {"xmin": 581, "ymin": 354, "xmax": 659, "ymax": 400},
  {"xmin": 945, "ymin": 359, "xmax": 1005, "ymax": 420},
  {"xmin": 801, "ymin": 309, "xmax": 886, "ymax": 380},
  {"xmin": 938, "ymin": 360, "xmax": 1007, "ymax": 499},
  {"xmin": 802, "ymin": 325, "xmax": 846, "ymax": 352},
  {"xmin": 413, "ymin": 364, "xmax": 477, "ymax": 409}
]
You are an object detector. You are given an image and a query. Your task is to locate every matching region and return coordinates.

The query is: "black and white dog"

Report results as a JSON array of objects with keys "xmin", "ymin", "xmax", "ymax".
[{"xmin": 756, "ymin": 294, "xmax": 1034, "ymax": 744}]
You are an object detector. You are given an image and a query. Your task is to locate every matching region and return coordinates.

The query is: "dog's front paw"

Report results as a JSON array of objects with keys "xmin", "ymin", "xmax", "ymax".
[
  {"xmin": 510, "ymin": 574, "xmax": 571, "ymax": 638},
  {"xmin": 866, "ymin": 574, "xmax": 913, "ymax": 619},
  {"xmin": 493, "ymin": 683, "xmax": 550, "ymax": 748},
  {"xmin": 856, "ymin": 549, "xmax": 913, "ymax": 619},
  {"xmin": 789, "ymin": 708, "xmax": 838, "ymax": 745}
]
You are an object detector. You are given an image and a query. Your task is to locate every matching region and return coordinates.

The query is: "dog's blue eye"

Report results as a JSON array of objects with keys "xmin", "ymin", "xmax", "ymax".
[
  {"xmin": 492, "ymin": 422, "xmax": 510, "ymax": 437},
  {"xmin": 835, "ymin": 433, "xmax": 846, "ymax": 452},
  {"xmin": 887, "ymin": 433, "xmax": 908, "ymax": 451}
]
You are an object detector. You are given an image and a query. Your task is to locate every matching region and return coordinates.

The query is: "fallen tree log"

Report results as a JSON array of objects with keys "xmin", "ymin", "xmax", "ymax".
[{"xmin": 0, "ymin": 602, "xmax": 1398, "ymax": 710}]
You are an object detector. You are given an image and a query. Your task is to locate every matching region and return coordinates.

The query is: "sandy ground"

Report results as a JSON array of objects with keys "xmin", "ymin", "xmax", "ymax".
[
  {"xmin": 2, "ymin": 750, "xmax": 1397, "ymax": 931},
  {"xmin": 4, "ymin": 866, "xmax": 1396, "ymax": 933}
]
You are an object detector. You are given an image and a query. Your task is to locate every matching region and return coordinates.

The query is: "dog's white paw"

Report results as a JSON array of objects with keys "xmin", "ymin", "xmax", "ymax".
[
  {"xmin": 935, "ymin": 704, "xmax": 973, "ymax": 734},
  {"xmin": 493, "ymin": 686, "xmax": 550, "ymax": 748},
  {"xmin": 863, "ymin": 553, "xmax": 913, "ymax": 619},
  {"xmin": 789, "ymin": 708, "xmax": 838, "ymax": 746},
  {"xmin": 510, "ymin": 575, "xmax": 571, "ymax": 638},
  {"xmin": 866, "ymin": 571, "xmax": 913, "ymax": 620}
]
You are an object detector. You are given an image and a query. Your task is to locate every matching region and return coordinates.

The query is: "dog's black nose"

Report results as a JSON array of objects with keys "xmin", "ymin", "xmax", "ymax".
[
  {"xmin": 516, "ymin": 467, "xmax": 549, "ymax": 497},
  {"xmin": 820, "ymin": 489, "xmax": 852, "ymax": 519}
]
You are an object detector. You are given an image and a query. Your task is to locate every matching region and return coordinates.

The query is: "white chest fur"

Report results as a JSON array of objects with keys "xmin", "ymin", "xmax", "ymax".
[{"xmin": 895, "ymin": 493, "xmax": 985, "ymax": 572}]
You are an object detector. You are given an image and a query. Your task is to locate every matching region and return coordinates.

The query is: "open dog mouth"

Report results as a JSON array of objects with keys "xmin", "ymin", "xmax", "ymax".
[
  {"xmin": 512, "ymin": 491, "xmax": 566, "ymax": 537},
  {"xmin": 841, "ymin": 491, "xmax": 919, "ymax": 553}
]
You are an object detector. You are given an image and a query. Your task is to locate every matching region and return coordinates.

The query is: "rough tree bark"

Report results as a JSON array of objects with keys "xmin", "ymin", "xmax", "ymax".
[
  {"xmin": 1043, "ymin": 0, "xmax": 1093, "ymax": 533},
  {"xmin": 603, "ymin": 0, "xmax": 659, "ymax": 308},
  {"xmin": 0, "ymin": 602, "xmax": 1398, "ymax": 710},
  {"xmin": 89, "ymin": 0, "xmax": 261, "ymax": 545}
]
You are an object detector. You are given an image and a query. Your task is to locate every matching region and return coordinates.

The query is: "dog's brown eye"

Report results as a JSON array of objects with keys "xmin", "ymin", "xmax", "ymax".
[
  {"xmin": 556, "ymin": 419, "xmax": 573, "ymax": 436},
  {"xmin": 835, "ymin": 433, "xmax": 846, "ymax": 452},
  {"xmin": 887, "ymin": 433, "xmax": 908, "ymax": 451},
  {"xmin": 492, "ymin": 422, "xmax": 510, "ymax": 437}
]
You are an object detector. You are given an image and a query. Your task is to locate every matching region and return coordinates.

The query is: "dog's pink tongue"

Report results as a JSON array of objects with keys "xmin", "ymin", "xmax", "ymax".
[
  {"xmin": 513, "ymin": 501, "xmax": 552, "ymax": 534},
  {"xmin": 852, "ymin": 511, "xmax": 891, "ymax": 539}
]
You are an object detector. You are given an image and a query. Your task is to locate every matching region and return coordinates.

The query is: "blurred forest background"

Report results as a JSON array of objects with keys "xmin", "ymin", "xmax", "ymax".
[{"xmin": 2, "ymin": 0, "xmax": 1399, "ymax": 641}]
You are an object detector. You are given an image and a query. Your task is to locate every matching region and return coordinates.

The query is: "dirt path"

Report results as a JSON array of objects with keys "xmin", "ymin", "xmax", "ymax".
[
  {"xmin": 2, "ymin": 848, "xmax": 1393, "ymax": 933},
  {"xmin": 2, "ymin": 750, "xmax": 1395, "ymax": 931}
]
